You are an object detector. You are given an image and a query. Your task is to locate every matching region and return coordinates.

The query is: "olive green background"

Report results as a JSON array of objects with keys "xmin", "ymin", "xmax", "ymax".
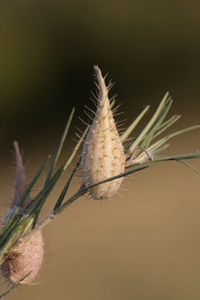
[{"xmin": 0, "ymin": 1, "xmax": 200, "ymax": 299}]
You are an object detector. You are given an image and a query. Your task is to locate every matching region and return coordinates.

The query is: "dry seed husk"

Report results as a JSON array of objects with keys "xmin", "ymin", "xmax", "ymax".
[{"xmin": 81, "ymin": 66, "xmax": 125, "ymax": 199}]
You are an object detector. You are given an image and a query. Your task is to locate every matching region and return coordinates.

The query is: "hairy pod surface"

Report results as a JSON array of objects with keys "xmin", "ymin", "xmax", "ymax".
[
  {"xmin": 81, "ymin": 66, "xmax": 125, "ymax": 199},
  {"xmin": 1, "ymin": 230, "xmax": 44, "ymax": 284}
]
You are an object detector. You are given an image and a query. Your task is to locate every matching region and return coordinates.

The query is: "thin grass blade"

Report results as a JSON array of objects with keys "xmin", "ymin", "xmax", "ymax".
[
  {"xmin": 141, "ymin": 97, "xmax": 172, "ymax": 148},
  {"xmin": 129, "ymin": 92, "xmax": 170, "ymax": 153},
  {"xmin": 53, "ymin": 158, "xmax": 81, "ymax": 211},
  {"xmin": 0, "ymin": 271, "xmax": 31, "ymax": 299},
  {"xmin": 153, "ymin": 151, "xmax": 200, "ymax": 162},
  {"xmin": 120, "ymin": 105, "xmax": 150, "ymax": 142},
  {"xmin": 63, "ymin": 125, "xmax": 89, "ymax": 170},
  {"xmin": 45, "ymin": 108, "xmax": 75, "ymax": 185},
  {"xmin": 153, "ymin": 115, "xmax": 181, "ymax": 139},
  {"xmin": 146, "ymin": 125, "xmax": 200, "ymax": 155},
  {"xmin": 176, "ymin": 159, "xmax": 200, "ymax": 174}
]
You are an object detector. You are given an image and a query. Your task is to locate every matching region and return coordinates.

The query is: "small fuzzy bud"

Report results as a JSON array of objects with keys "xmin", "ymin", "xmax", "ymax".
[
  {"xmin": 81, "ymin": 66, "xmax": 125, "ymax": 199},
  {"xmin": 1, "ymin": 229, "xmax": 44, "ymax": 284}
]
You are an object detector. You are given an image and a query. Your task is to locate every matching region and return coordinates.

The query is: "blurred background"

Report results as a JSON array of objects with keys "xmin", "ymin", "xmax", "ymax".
[{"xmin": 0, "ymin": 0, "xmax": 200, "ymax": 299}]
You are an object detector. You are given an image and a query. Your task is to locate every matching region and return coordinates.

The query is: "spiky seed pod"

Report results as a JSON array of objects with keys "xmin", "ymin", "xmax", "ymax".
[
  {"xmin": 81, "ymin": 66, "xmax": 125, "ymax": 199},
  {"xmin": 1, "ymin": 142, "xmax": 44, "ymax": 284},
  {"xmin": 1, "ymin": 229, "xmax": 44, "ymax": 284}
]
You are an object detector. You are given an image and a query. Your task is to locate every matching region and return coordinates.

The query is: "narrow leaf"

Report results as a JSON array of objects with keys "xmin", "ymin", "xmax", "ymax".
[
  {"xmin": 0, "ymin": 271, "xmax": 31, "ymax": 298},
  {"xmin": 53, "ymin": 158, "xmax": 81, "ymax": 211},
  {"xmin": 153, "ymin": 115, "xmax": 181, "ymax": 138},
  {"xmin": 129, "ymin": 92, "xmax": 170, "ymax": 153},
  {"xmin": 120, "ymin": 105, "xmax": 150, "ymax": 142},
  {"xmin": 45, "ymin": 108, "xmax": 75, "ymax": 185}
]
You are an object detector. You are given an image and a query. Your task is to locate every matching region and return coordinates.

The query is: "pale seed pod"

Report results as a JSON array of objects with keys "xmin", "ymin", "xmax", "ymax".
[
  {"xmin": 1, "ymin": 142, "xmax": 44, "ymax": 284},
  {"xmin": 81, "ymin": 66, "xmax": 125, "ymax": 199},
  {"xmin": 1, "ymin": 229, "xmax": 44, "ymax": 284}
]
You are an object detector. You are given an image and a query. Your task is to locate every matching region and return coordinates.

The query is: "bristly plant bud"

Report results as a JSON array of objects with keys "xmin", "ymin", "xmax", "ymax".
[
  {"xmin": 1, "ymin": 142, "xmax": 44, "ymax": 284},
  {"xmin": 81, "ymin": 66, "xmax": 125, "ymax": 199}
]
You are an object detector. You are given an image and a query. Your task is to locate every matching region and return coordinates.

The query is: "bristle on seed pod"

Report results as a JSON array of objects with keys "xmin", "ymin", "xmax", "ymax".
[
  {"xmin": 81, "ymin": 66, "xmax": 125, "ymax": 199},
  {"xmin": 1, "ymin": 142, "xmax": 44, "ymax": 284}
]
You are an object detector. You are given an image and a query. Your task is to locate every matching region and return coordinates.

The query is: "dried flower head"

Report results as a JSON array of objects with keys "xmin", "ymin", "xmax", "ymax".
[{"xmin": 81, "ymin": 66, "xmax": 125, "ymax": 199}]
